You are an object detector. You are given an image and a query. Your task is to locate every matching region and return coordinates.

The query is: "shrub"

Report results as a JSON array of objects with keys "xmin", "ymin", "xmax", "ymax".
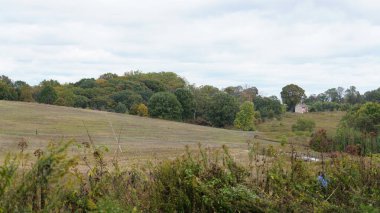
[
  {"xmin": 136, "ymin": 103, "xmax": 148, "ymax": 117},
  {"xmin": 73, "ymin": 95, "xmax": 90, "ymax": 108},
  {"xmin": 292, "ymin": 118, "xmax": 316, "ymax": 132},
  {"xmin": 148, "ymin": 92, "xmax": 183, "ymax": 120},
  {"xmin": 174, "ymin": 88, "xmax": 195, "ymax": 120},
  {"xmin": 115, "ymin": 102, "xmax": 127, "ymax": 113},
  {"xmin": 345, "ymin": 144, "xmax": 361, "ymax": 155},
  {"xmin": 36, "ymin": 85, "xmax": 58, "ymax": 104},
  {"xmin": 253, "ymin": 95, "xmax": 283, "ymax": 120},
  {"xmin": 310, "ymin": 129, "xmax": 333, "ymax": 152},
  {"xmin": 334, "ymin": 102, "xmax": 380, "ymax": 154},
  {"xmin": 207, "ymin": 93, "xmax": 239, "ymax": 127},
  {"xmin": 234, "ymin": 101, "xmax": 256, "ymax": 131}
]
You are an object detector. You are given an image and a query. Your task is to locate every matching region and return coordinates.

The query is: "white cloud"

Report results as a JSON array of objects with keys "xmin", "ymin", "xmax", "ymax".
[{"xmin": 0, "ymin": 0, "xmax": 379, "ymax": 96}]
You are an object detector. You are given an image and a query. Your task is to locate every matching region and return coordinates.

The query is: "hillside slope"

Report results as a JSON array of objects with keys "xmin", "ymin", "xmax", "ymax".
[
  {"xmin": 0, "ymin": 101, "xmax": 265, "ymax": 162},
  {"xmin": 256, "ymin": 111, "xmax": 345, "ymax": 147}
]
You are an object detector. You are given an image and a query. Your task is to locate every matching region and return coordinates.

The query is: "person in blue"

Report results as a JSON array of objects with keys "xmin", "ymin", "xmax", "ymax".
[{"xmin": 318, "ymin": 171, "xmax": 328, "ymax": 191}]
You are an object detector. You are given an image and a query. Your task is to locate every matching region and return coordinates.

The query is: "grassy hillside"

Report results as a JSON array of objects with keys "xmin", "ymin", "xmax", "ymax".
[
  {"xmin": 256, "ymin": 111, "xmax": 345, "ymax": 147},
  {"xmin": 0, "ymin": 101, "xmax": 271, "ymax": 163},
  {"xmin": 0, "ymin": 101, "xmax": 346, "ymax": 163}
]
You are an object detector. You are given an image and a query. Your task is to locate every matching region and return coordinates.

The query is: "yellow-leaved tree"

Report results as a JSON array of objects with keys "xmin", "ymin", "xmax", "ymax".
[{"xmin": 234, "ymin": 101, "xmax": 256, "ymax": 131}]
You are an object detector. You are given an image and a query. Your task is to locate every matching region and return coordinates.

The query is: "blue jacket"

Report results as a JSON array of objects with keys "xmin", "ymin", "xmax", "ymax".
[{"xmin": 318, "ymin": 175, "xmax": 328, "ymax": 188}]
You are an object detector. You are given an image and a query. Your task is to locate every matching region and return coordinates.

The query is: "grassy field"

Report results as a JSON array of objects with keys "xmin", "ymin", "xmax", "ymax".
[
  {"xmin": 256, "ymin": 111, "xmax": 345, "ymax": 147},
  {"xmin": 0, "ymin": 101, "xmax": 271, "ymax": 163},
  {"xmin": 0, "ymin": 101, "xmax": 345, "ymax": 164}
]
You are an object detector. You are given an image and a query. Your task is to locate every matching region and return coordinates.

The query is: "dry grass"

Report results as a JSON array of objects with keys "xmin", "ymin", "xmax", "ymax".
[
  {"xmin": 256, "ymin": 111, "xmax": 345, "ymax": 148},
  {"xmin": 0, "ymin": 101, "xmax": 346, "ymax": 164},
  {"xmin": 0, "ymin": 101, "xmax": 277, "ymax": 163}
]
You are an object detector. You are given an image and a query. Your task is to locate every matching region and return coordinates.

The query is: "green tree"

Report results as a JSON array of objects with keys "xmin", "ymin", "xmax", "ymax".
[
  {"xmin": 108, "ymin": 80, "xmax": 152, "ymax": 101},
  {"xmin": 55, "ymin": 87, "xmax": 76, "ymax": 106},
  {"xmin": 344, "ymin": 86, "xmax": 361, "ymax": 104},
  {"xmin": 364, "ymin": 88, "xmax": 380, "ymax": 103},
  {"xmin": 0, "ymin": 76, "xmax": 17, "ymax": 100},
  {"xmin": 325, "ymin": 88, "xmax": 340, "ymax": 102},
  {"xmin": 90, "ymin": 96, "xmax": 114, "ymax": 110},
  {"xmin": 125, "ymin": 71, "xmax": 186, "ymax": 91},
  {"xmin": 224, "ymin": 86, "xmax": 243, "ymax": 97},
  {"xmin": 73, "ymin": 95, "xmax": 90, "ymax": 108},
  {"xmin": 111, "ymin": 90, "xmax": 143, "ymax": 110},
  {"xmin": 234, "ymin": 101, "xmax": 255, "ymax": 131},
  {"xmin": 0, "ymin": 75, "xmax": 13, "ymax": 86},
  {"xmin": 0, "ymin": 81, "xmax": 17, "ymax": 100},
  {"xmin": 207, "ymin": 93, "xmax": 239, "ymax": 127},
  {"xmin": 115, "ymin": 102, "xmax": 127, "ymax": 113},
  {"xmin": 254, "ymin": 95, "xmax": 283, "ymax": 120},
  {"xmin": 39, "ymin": 79, "xmax": 60, "ymax": 87},
  {"xmin": 74, "ymin": 78, "xmax": 98, "ymax": 89},
  {"xmin": 175, "ymin": 88, "xmax": 195, "ymax": 120},
  {"xmin": 14, "ymin": 81, "xmax": 34, "ymax": 102},
  {"xmin": 18, "ymin": 85, "xmax": 34, "ymax": 102},
  {"xmin": 148, "ymin": 92, "xmax": 183, "ymax": 120},
  {"xmin": 224, "ymin": 86, "xmax": 258, "ymax": 103},
  {"xmin": 191, "ymin": 85, "xmax": 220, "ymax": 124},
  {"xmin": 142, "ymin": 79, "xmax": 167, "ymax": 93},
  {"xmin": 99, "ymin": 73, "xmax": 118, "ymax": 80},
  {"xmin": 37, "ymin": 85, "xmax": 58, "ymax": 104},
  {"xmin": 354, "ymin": 102, "xmax": 380, "ymax": 134},
  {"xmin": 335, "ymin": 102, "xmax": 380, "ymax": 154},
  {"xmin": 281, "ymin": 84, "xmax": 305, "ymax": 112}
]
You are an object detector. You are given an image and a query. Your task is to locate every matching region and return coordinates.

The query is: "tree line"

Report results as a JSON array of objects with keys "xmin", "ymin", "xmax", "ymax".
[
  {"xmin": 1, "ymin": 72, "xmax": 379, "ymax": 129},
  {"xmin": 304, "ymin": 86, "xmax": 380, "ymax": 112},
  {"xmin": 0, "ymin": 72, "xmax": 280, "ymax": 129}
]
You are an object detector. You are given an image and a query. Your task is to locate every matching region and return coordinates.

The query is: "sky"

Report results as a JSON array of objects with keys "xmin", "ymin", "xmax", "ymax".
[{"xmin": 1, "ymin": 0, "xmax": 380, "ymax": 97}]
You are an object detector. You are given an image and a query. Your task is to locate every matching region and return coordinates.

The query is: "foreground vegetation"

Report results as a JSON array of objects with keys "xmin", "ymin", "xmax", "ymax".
[{"xmin": 0, "ymin": 139, "xmax": 379, "ymax": 212}]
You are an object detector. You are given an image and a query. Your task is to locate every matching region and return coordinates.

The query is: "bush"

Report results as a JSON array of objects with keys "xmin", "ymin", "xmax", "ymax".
[
  {"xmin": 234, "ymin": 101, "xmax": 256, "ymax": 131},
  {"xmin": 310, "ymin": 129, "xmax": 333, "ymax": 152},
  {"xmin": 115, "ymin": 102, "xmax": 127, "ymax": 113},
  {"xmin": 36, "ymin": 85, "xmax": 58, "ymax": 104},
  {"xmin": 73, "ymin": 95, "xmax": 90, "ymax": 108},
  {"xmin": 292, "ymin": 118, "xmax": 316, "ymax": 132},
  {"xmin": 254, "ymin": 95, "xmax": 283, "ymax": 120},
  {"xmin": 129, "ymin": 103, "xmax": 149, "ymax": 116},
  {"xmin": 175, "ymin": 88, "xmax": 195, "ymax": 120},
  {"xmin": 150, "ymin": 146, "xmax": 267, "ymax": 212},
  {"xmin": 207, "ymin": 93, "xmax": 239, "ymax": 127},
  {"xmin": 148, "ymin": 92, "xmax": 183, "ymax": 120},
  {"xmin": 334, "ymin": 102, "xmax": 380, "ymax": 154}
]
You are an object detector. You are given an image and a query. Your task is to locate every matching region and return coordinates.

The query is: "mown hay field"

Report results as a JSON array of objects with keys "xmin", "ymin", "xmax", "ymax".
[
  {"xmin": 0, "ymin": 101, "xmax": 269, "ymax": 164},
  {"xmin": 0, "ymin": 101, "xmax": 345, "ymax": 164}
]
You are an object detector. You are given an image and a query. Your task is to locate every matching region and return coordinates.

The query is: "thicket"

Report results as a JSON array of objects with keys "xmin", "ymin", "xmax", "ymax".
[
  {"xmin": 334, "ymin": 102, "xmax": 380, "ymax": 154},
  {"xmin": 0, "ymin": 139, "xmax": 379, "ymax": 212},
  {"xmin": 304, "ymin": 86, "xmax": 378, "ymax": 112},
  {"xmin": 253, "ymin": 95, "xmax": 283, "ymax": 120},
  {"xmin": 0, "ymin": 73, "xmax": 268, "ymax": 128},
  {"xmin": 309, "ymin": 103, "xmax": 380, "ymax": 155}
]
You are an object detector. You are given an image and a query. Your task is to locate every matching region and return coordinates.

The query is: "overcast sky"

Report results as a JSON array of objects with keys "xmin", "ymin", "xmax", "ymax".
[{"xmin": 1, "ymin": 0, "xmax": 380, "ymax": 96}]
